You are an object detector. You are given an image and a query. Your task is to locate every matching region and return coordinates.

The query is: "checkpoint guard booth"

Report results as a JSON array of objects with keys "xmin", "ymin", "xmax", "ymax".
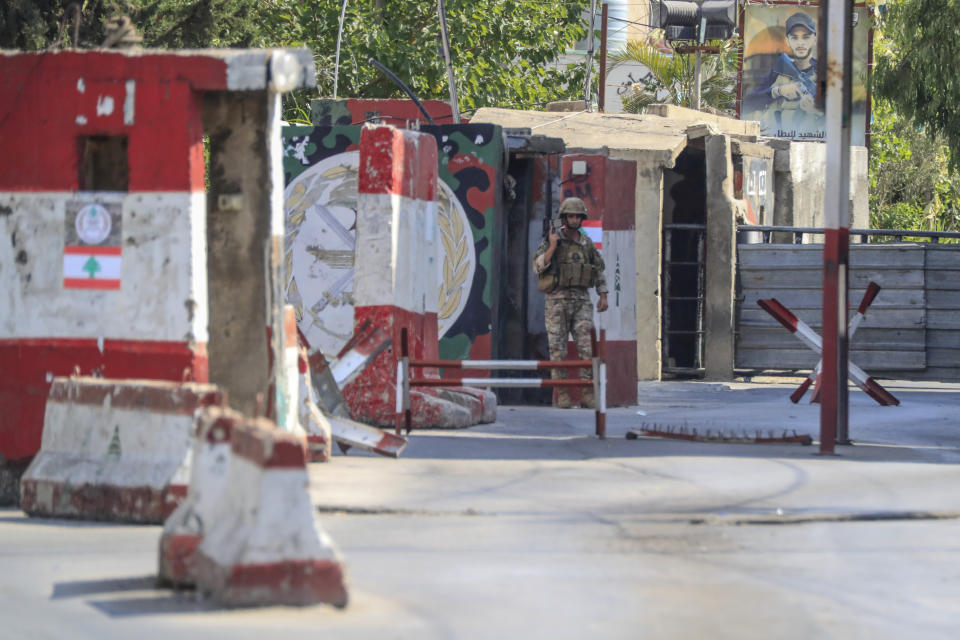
[{"xmin": 0, "ymin": 47, "xmax": 315, "ymax": 504}]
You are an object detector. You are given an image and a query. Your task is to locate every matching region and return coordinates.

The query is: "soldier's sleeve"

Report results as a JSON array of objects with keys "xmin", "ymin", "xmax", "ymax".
[
  {"xmin": 532, "ymin": 239, "xmax": 550, "ymax": 275},
  {"xmin": 593, "ymin": 243, "xmax": 608, "ymax": 295}
]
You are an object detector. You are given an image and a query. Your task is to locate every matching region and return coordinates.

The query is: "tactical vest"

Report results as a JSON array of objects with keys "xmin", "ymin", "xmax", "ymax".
[{"xmin": 554, "ymin": 237, "xmax": 597, "ymax": 289}]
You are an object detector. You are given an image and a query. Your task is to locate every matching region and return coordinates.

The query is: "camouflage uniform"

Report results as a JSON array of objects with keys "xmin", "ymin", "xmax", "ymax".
[{"xmin": 533, "ymin": 229, "xmax": 608, "ymax": 408}]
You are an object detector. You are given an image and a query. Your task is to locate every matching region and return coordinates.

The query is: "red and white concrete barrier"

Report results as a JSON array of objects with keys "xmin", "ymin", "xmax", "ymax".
[
  {"xmin": 159, "ymin": 406, "xmax": 239, "ymax": 586},
  {"xmin": 20, "ymin": 377, "xmax": 222, "ymax": 523},
  {"xmin": 193, "ymin": 418, "xmax": 348, "ymax": 607},
  {"xmin": 342, "ymin": 124, "xmax": 493, "ymax": 428}
]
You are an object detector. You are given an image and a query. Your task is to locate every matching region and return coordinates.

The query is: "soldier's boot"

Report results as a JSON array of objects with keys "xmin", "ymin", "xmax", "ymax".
[
  {"xmin": 555, "ymin": 389, "xmax": 572, "ymax": 409},
  {"xmin": 580, "ymin": 387, "xmax": 595, "ymax": 409}
]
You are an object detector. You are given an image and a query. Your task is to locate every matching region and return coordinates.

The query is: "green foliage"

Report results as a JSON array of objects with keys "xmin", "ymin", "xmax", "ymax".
[
  {"xmin": 0, "ymin": 1, "xmax": 266, "ymax": 50},
  {"xmin": 607, "ymin": 36, "xmax": 740, "ymax": 115},
  {"xmin": 261, "ymin": 0, "xmax": 589, "ymax": 113},
  {"xmin": 869, "ymin": 98, "xmax": 960, "ymax": 238},
  {"xmin": 1, "ymin": 0, "xmax": 591, "ymax": 119},
  {"xmin": 874, "ymin": 0, "xmax": 960, "ymax": 173}
]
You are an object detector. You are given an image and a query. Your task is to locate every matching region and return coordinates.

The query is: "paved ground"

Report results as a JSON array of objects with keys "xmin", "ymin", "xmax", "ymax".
[{"xmin": 2, "ymin": 380, "xmax": 959, "ymax": 638}]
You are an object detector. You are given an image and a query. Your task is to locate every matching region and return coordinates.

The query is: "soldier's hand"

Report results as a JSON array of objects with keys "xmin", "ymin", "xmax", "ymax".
[
  {"xmin": 597, "ymin": 293, "xmax": 608, "ymax": 312},
  {"xmin": 548, "ymin": 227, "xmax": 560, "ymax": 247}
]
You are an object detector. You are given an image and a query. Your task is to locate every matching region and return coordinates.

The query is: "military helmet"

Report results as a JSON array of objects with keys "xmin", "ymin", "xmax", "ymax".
[{"xmin": 558, "ymin": 197, "xmax": 588, "ymax": 218}]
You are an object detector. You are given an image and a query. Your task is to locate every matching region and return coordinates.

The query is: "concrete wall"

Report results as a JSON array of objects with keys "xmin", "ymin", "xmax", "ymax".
[
  {"xmin": 770, "ymin": 140, "xmax": 869, "ymax": 241},
  {"xmin": 634, "ymin": 157, "xmax": 666, "ymax": 380}
]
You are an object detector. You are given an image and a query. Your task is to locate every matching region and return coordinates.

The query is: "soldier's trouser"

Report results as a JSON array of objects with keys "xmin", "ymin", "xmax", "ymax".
[{"xmin": 545, "ymin": 296, "xmax": 594, "ymax": 403}]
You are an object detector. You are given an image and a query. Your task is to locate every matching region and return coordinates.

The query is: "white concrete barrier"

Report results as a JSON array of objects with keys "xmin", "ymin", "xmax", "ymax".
[
  {"xmin": 20, "ymin": 377, "xmax": 222, "ymax": 523},
  {"xmin": 158, "ymin": 406, "xmax": 239, "ymax": 586},
  {"xmin": 193, "ymin": 418, "xmax": 348, "ymax": 607}
]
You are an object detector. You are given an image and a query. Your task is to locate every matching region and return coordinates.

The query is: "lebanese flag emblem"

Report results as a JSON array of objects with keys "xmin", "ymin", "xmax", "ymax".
[
  {"xmin": 63, "ymin": 245, "xmax": 122, "ymax": 290},
  {"xmin": 581, "ymin": 220, "xmax": 602, "ymax": 250}
]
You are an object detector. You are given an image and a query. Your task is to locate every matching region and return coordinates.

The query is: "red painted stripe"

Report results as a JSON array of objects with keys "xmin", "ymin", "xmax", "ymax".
[
  {"xmin": 757, "ymin": 298, "xmax": 799, "ymax": 333},
  {"xmin": 358, "ymin": 125, "xmax": 437, "ymax": 200},
  {"xmin": 225, "ymin": 559, "xmax": 348, "ymax": 606},
  {"xmin": 862, "ymin": 377, "xmax": 900, "ymax": 407},
  {"xmin": 0, "ymin": 338, "xmax": 208, "ymax": 462},
  {"xmin": 858, "ymin": 281, "xmax": 881, "ymax": 315},
  {"xmin": 231, "ymin": 421, "xmax": 306, "ymax": 468},
  {"xmin": 63, "ymin": 278, "xmax": 122, "ymax": 290},
  {"xmin": 47, "ymin": 377, "xmax": 221, "ymax": 413},
  {"xmin": 64, "ymin": 245, "xmax": 123, "ymax": 256},
  {"xmin": 159, "ymin": 533, "xmax": 202, "ymax": 585},
  {"xmin": 19, "ymin": 478, "xmax": 184, "ymax": 523},
  {"xmin": 198, "ymin": 411, "xmax": 237, "ymax": 443},
  {"xmin": 790, "ymin": 377, "xmax": 813, "ymax": 404},
  {"xmin": 0, "ymin": 51, "xmax": 222, "ymax": 191}
]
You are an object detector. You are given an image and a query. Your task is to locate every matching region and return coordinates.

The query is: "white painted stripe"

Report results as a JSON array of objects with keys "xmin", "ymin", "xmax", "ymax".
[
  {"xmin": 354, "ymin": 191, "xmax": 436, "ymax": 313},
  {"xmin": 63, "ymin": 253, "xmax": 122, "ymax": 280},
  {"xmin": 789, "ymin": 314, "xmax": 886, "ymax": 398},
  {"xmin": 1, "ymin": 192, "xmax": 208, "ymax": 342},
  {"xmin": 395, "ymin": 361, "xmax": 404, "ymax": 414},
  {"xmin": 124, "ymin": 79, "xmax": 135, "ymax": 125},
  {"xmin": 458, "ymin": 360, "xmax": 540, "ymax": 369},
  {"xmin": 456, "ymin": 378, "xmax": 544, "ymax": 388}
]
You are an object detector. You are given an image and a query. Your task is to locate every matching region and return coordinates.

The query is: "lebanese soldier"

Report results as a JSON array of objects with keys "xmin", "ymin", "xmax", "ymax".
[{"xmin": 532, "ymin": 197, "xmax": 608, "ymax": 408}]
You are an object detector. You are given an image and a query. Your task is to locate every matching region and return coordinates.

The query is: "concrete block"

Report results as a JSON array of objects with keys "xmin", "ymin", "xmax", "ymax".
[
  {"xmin": 193, "ymin": 419, "xmax": 348, "ymax": 607},
  {"xmin": 20, "ymin": 377, "xmax": 222, "ymax": 523},
  {"xmin": 159, "ymin": 406, "xmax": 239, "ymax": 586}
]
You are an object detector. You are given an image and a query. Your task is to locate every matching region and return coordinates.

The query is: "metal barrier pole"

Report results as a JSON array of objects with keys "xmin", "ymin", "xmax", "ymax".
[
  {"xmin": 597, "ymin": 319, "xmax": 607, "ymax": 439},
  {"xmin": 395, "ymin": 328, "xmax": 411, "ymax": 435}
]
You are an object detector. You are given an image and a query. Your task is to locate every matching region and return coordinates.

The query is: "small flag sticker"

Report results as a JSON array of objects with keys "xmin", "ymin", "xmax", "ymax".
[
  {"xmin": 581, "ymin": 220, "xmax": 603, "ymax": 250},
  {"xmin": 63, "ymin": 246, "xmax": 122, "ymax": 289},
  {"xmin": 63, "ymin": 201, "xmax": 123, "ymax": 290}
]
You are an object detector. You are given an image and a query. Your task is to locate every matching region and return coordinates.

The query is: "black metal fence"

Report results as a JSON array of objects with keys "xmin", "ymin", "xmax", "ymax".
[{"xmin": 738, "ymin": 225, "xmax": 960, "ymax": 245}]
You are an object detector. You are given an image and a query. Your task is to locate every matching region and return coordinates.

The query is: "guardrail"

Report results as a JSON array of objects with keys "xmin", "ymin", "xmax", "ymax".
[
  {"xmin": 738, "ymin": 225, "xmax": 960, "ymax": 245},
  {"xmin": 395, "ymin": 327, "xmax": 608, "ymax": 438}
]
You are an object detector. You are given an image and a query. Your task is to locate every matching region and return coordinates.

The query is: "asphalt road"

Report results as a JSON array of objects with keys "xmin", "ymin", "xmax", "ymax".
[{"xmin": 2, "ymin": 380, "xmax": 959, "ymax": 639}]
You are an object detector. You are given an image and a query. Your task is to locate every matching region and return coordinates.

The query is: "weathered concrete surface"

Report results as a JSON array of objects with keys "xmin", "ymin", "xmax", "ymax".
[
  {"xmin": 1, "ymin": 380, "xmax": 959, "ymax": 638},
  {"xmin": 702, "ymin": 132, "xmax": 738, "ymax": 380},
  {"xmin": 770, "ymin": 140, "xmax": 869, "ymax": 241},
  {"xmin": 202, "ymin": 92, "xmax": 273, "ymax": 417},
  {"xmin": 646, "ymin": 103, "xmax": 761, "ymax": 138}
]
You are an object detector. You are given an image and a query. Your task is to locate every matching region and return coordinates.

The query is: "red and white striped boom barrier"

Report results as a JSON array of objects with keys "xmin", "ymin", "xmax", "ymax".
[
  {"xmin": 396, "ymin": 327, "xmax": 608, "ymax": 439},
  {"xmin": 757, "ymin": 297, "xmax": 899, "ymax": 409}
]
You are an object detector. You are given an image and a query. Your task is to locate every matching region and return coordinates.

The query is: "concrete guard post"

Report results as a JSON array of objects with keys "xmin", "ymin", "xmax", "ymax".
[
  {"xmin": 192, "ymin": 417, "xmax": 348, "ymax": 607},
  {"xmin": 20, "ymin": 377, "xmax": 221, "ymax": 523},
  {"xmin": 344, "ymin": 124, "xmax": 492, "ymax": 428}
]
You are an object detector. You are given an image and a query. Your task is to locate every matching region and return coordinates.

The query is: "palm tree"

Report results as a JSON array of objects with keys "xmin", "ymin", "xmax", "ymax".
[{"xmin": 607, "ymin": 36, "xmax": 741, "ymax": 115}]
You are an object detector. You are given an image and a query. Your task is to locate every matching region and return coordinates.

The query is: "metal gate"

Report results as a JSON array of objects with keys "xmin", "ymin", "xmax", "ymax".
[{"xmin": 662, "ymin": 223, "xmax": 706, "ymax": 376}]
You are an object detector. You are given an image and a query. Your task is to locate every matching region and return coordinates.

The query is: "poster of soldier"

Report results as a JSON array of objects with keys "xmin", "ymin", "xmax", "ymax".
[{"xmin": 739, "ymin": 3, "xmax": 871, "ymax": 146}]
